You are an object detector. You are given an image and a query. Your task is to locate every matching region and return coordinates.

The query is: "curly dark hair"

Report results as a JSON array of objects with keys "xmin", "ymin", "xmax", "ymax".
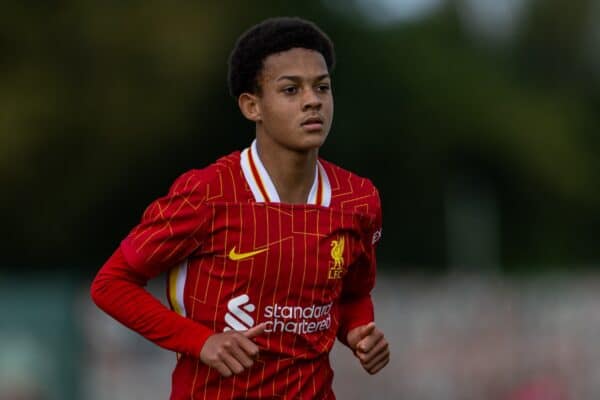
[{"xmin": 228, "ymin": 17, "xmax": 336, "ymax": 99}]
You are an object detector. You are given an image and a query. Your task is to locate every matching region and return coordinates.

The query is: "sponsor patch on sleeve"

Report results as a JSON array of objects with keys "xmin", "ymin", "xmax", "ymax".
[{"xmin": 372, "ymin": 228, "xmax": 382, "ymax": 245}]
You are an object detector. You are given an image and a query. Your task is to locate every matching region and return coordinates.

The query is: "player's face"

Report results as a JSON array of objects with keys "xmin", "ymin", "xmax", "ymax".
[{"xmin": 254, "ymin": 48, "xmax": 333, "ymax": 153}]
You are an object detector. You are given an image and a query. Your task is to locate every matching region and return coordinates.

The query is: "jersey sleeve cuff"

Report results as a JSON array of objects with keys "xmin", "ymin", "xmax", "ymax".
[
  {"xmin": 180, "ymin": 320, "xmax": 214, "ymax": 358},
  {"xmin": 337, "ymin": 296, "xmax": 374, "ymax": 347}
]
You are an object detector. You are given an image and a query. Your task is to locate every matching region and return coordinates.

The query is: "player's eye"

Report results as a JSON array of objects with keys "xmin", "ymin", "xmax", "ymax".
[
  {"xmin": 317, "ymin": 83, "xmax": 331, "ymax": 92},
  {"xmin": 282, "ymin": 86, "xmax": 298, "ymax": 95}
]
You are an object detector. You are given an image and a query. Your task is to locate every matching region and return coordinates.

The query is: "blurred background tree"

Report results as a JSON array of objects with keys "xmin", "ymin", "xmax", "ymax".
[{"xmin": 2, "ymin": 0, "xmax": 600, "ymax": 275}]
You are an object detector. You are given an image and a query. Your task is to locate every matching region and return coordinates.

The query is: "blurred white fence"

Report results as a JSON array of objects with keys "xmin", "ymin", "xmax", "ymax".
[{"xmin": 80, "ymin": 272, "xmax": 600, "ymax": 399}]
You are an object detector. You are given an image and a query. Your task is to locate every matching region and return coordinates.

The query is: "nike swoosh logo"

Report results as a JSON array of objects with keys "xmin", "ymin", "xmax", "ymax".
[{"xmin": 228, "ymin": 246, "xmax": 268, "ymax": 261}]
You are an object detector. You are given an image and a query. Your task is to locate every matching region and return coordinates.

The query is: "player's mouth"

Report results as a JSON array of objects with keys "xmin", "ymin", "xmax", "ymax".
[{"xmin": 301, "ymin": 116, "xmax": 324, "ymax": 132}]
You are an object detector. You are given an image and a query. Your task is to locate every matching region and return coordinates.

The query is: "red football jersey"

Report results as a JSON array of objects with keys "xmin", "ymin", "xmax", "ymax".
[{"xmin": 93, "ymin": 141, "xmax": 382, "ymax": 399}]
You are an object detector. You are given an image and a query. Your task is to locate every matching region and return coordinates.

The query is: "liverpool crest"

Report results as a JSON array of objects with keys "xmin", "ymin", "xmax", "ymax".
[{"xmin": 328, "ymin": 236, "xmax": 345, "ymax": 279}]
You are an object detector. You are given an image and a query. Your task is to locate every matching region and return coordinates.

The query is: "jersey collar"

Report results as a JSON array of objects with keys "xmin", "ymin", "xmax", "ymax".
[{"xmin": 240, "ymin": 139, "xmax": 331, "ymax": 206}]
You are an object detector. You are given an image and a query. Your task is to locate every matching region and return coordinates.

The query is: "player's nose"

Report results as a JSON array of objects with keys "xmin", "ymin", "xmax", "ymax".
[{"xmin": 302, "ymin": 88, "xmax": 322, "ymax": 111}]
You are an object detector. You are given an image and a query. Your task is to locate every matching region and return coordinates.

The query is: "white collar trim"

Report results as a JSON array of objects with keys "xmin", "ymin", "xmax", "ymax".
[{"xmin": 240, "ymin": 139, "xmax": 331, "ymax": 206}]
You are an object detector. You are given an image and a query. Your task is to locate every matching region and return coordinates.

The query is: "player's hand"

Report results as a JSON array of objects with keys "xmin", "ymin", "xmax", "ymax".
[
  {"xmin": 347, "ymin": 322, "xmax": 389, "ymax": 374},
  {"xmin": 200, "ymin": 323, "xmax": 266, "ymax": 377}
]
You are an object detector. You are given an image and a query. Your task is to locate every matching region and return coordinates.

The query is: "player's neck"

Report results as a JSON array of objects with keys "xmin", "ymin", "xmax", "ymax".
[{"xmin": 254, "ymin": 138, "xmax": 318, "ymax": 204}]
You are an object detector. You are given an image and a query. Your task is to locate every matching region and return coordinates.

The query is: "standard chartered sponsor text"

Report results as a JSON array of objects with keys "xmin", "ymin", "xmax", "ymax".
[{"xmin": 263, "ymin": 302, "xmax": 333, "ymax": 334}]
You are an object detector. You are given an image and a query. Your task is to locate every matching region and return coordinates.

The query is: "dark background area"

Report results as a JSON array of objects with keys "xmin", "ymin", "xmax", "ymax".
[{"xmin": 2, "ymin": 0, "xmax": 600, "ymax": 276}]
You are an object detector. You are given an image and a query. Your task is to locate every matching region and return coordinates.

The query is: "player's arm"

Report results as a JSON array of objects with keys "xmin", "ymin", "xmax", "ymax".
[
  {"xmin": 338, "ymin": 236, "xmax": 389, "ymax": 374},
  {"xmin": 91, "ymin": 247, "xmax": 213, "ymax": 357},
  {"xmin": 91, "ymin": 248, "xmax": 265, "ymax": 376},
  {"xmin": 91, "ymin": 170, "xmax": 215, "ymax": 356},
  {"xmin": 337, "ymin": 187, "xmax": 389, "ymax": 374},
  {"xmin": 337, "ymin": 187, "xmax": 381, "ymax": 346},
  {"xmin": 91, "ymin": 170, "xmax": 263, "ymax": 374},
  {"xmin": 338, "ymin": 259, "xmax": 389, "ymax": 375}
]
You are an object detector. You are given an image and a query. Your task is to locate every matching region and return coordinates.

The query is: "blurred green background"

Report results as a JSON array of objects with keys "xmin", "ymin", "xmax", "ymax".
[
  {"xmin": 2, "ymin": 0, "xmax": 600, "ymax": 399},
  {"xmin": 4, "ymin": 0, "xmax": 600, "ymax": 274}
]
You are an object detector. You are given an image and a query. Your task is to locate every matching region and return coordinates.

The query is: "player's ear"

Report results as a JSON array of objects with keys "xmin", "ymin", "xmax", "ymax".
[{"xmin": 238, "ymin": 93, "xmax": 261, "ymax": 123}]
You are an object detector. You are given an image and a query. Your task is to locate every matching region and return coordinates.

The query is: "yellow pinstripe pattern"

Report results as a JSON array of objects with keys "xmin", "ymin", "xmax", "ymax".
[
  {"xmin": 256, "ymin": 204, "xmax": 270, "ymax": 399},
  {"xmin": 310, "ymin": 208, "xmax": 321, "ymax": 395},
  {"xmin": 244, "ymin": 203, "xmax": 258, "ymax": 397},
  {"xmin": 212, "ymin": 202, "xmax": 230, "ymax": 400},
  {"xmin": 137, "ymin": 178, "xmax": 205, "ymax": 261},
  {"xmin": 228, "ymin": 203, "xmax": 245, "ymax": 398},
  {"xmin": 327, "ymin": 210, "xmax": 339, "ymax": 354},
  {"xmin": 227, "ymin": 165, "xmax": 238, "ymax": 202},
  {"xmin": 272, "ymin": 201, "xmax": 284, "ymax": 396},
  {"xmin": 289, "ymin": 206, "xmax": 309, "ymax": 392},
  {"xmin": 191, "ymin": 216, "xmax": 215, "ymax": 399}
]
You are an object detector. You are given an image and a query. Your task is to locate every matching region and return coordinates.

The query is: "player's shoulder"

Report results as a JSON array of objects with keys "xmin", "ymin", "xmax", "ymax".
[
  {"xmin": 168, "ymin": 151, "xmax": 241, "ymax": 199},
  {"xmin": 319, "ymin": 158, "xmax": 381, "ymax": 210}
]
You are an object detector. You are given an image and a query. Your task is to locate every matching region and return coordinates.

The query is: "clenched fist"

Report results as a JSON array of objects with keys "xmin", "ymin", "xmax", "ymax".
[
  {"xmin": 347, "ymin": 322, "xmax": 389, "ymax": 374},
  {"xmin": 200, "ymin": 323, "xmax": 267, "ymax": 377}
]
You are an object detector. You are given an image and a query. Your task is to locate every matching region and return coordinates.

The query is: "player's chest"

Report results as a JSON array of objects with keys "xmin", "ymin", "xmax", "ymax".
[{"xmin": 191, "ymin": 203, "xmax": 364, "ymax": 286}]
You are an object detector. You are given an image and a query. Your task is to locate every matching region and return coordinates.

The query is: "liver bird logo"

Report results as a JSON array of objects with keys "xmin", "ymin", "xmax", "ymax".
[{"xmin": 330, "ymin": 236, "xmax": 345, "ymax": 268}]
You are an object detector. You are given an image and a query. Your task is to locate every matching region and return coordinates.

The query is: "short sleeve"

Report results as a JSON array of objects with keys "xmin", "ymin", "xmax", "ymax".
[{"xmin": 120, "ymin": 170, "xmax": 212, "ymax": 278}]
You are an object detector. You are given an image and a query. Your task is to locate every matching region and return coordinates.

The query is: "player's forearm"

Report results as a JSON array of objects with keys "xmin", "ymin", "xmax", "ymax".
[
  {"xmin": 337, "ymin": 294, "xmax": 374, "ymax": 346},
  {"xmin": 90, "ymin": 248, "xmax": 213, "ymax": 357}
]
